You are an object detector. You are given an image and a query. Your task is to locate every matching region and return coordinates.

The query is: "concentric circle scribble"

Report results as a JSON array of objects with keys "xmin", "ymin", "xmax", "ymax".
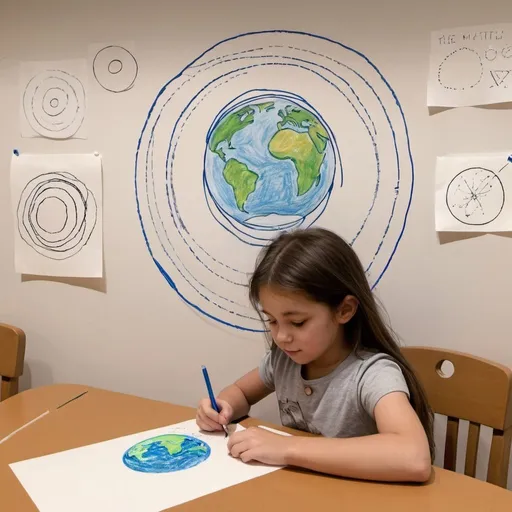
[
  {"xmin": 17, "ymin": 172, "xmax": 97, "ymax": 260},
  {"xmin": 135, "ymin": 30, "xmax": 414, "ymax": 332},
  {"xmin": 23, "ymin": 70, "xmax": 85, "ymax": 138},
  {"xmin": 93, "ymin": 46, "xmax": 138, "ymax": 93}
]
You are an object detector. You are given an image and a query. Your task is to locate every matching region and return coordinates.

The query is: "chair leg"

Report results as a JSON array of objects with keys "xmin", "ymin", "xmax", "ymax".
[
  {"xmin": 488, "ymin": 427, "xmax": 512, "ymax": 488},
  {"xmin": 1, "ymin": 377, "xmax": 19, "ymax": 402}
]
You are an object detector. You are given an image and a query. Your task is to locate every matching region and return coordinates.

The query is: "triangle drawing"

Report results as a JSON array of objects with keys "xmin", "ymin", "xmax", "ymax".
[{"xmin": 490, "ymin": 70, "xmax": 510, "ymax": 87}]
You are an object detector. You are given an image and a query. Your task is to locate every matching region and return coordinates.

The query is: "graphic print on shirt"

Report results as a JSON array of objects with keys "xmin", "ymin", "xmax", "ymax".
[{"xmin": 278, "ymin": 398, "xmax": 309, "ymax": 432}]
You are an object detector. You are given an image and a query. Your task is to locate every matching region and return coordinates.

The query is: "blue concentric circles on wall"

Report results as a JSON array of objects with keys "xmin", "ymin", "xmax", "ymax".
[{"xmin": 135, "ymin": 30, "xmax": 414, "ymax": 332}]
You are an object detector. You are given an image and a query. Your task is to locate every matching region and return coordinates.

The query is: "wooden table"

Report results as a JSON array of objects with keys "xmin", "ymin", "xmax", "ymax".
[{"xmin": 1, "ymin": 385, "xmax": 512, "ymax": 511}]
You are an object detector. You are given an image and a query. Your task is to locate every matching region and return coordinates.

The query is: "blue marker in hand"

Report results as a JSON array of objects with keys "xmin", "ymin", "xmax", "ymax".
[{"xmin": 201, "ymin": 365, "xmax": 229, "ymax": 437}]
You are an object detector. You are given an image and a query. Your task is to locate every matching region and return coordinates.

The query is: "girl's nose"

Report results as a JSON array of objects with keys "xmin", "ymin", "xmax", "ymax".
[{"xmin": 276, "ymin": 328, "xmax": 293, "ymax": 343}]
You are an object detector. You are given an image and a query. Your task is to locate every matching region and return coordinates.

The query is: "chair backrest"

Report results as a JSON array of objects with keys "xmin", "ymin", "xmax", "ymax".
[
  {"xmin": 0, "ymin": 323, "xmax": 26, "ymax": 401},
  {"xmin": 401, "ymin": 346, "xmax": 512, "ymax": 488}
]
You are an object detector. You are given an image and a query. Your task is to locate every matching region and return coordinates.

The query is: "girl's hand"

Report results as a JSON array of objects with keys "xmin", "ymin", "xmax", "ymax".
[
  {"xmin": 196, "ymin": 398, "xmax": 233, "ymax": 432},
  {"xmin": 227, "ymin": 427, "xmax": 292, "ymax": 466}
]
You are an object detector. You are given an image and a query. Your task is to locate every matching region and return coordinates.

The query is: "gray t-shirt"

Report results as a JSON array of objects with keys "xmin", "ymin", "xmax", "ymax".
[{"xmin": 258, "ymin": 346, "xmax": 410, "ymax": 438}]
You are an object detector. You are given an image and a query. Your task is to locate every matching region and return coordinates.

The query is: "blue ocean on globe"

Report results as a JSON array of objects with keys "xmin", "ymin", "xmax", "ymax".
[
  {"xmin": 122, "ymin": 434, "xmax": 211, "ymax": 473},
  {"xmin": 204, "ymin": 95, "xmax": 336, "ymax": 230}
]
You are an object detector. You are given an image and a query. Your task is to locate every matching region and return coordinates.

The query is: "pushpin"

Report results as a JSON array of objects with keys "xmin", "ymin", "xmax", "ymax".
[{"xmin": 13, "ymin": 149, "xmax": 19, "ymax": 156}]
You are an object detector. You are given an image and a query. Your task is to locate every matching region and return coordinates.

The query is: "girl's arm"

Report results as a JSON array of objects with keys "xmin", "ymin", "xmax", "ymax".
[
  {"xmin": 228, "ymin": 391, "xmax": 432, "ymax": 483},
  {"xmin": 285, "ymin": 391, "xmax": 431, "ymax": 482},
  {"xmin": 196, "ymin": 369, "xmax": 273, "ymax": 431},
  {"xmin": 218, "ymin": 368, "xmax": 273, "ymax": 420}
]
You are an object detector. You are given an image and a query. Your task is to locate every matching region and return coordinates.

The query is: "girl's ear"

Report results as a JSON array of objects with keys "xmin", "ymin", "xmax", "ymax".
[{"xmin": 336, "ymin": 295, "xmax": 359, "ymax": 324}]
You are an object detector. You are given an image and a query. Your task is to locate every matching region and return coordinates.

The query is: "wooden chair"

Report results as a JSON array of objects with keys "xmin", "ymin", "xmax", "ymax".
[
  {"xmin": 401, "ymin": 346, "xmax": 512, "ymax": 488},
  {"xmin": 0, "ymin": 323, "xmax": 26, "ymax": 401}
]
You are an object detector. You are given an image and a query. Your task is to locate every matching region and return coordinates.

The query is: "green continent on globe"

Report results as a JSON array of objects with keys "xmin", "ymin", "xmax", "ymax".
[
  {"xmin": 269, "ymin": 105, "xmax": 329, "ymax": 195},
  {"xmin": 209, "ymin": 106, "xmax": 254, "ymax": 162},
  {"xmin": 223, "ymin": 158, "xmax": 258, "ymax": 212},
  {"xmin": 208, "ymin": 102, "xmax": 273, "ymax": 162},
  {"xmin": 256, "ymin": 102, "xmax": 275, "ymax": 113},
  {"xmin": 209, "ymin": 102, "xmax": 275, "ymax": 161},
  {"xmin": 127, "ymin": 435, "xmax": 207, "ymax": 462}
]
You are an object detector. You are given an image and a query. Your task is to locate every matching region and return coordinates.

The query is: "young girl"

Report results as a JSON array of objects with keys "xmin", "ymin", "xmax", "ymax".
[{"xmin": 196, "ymin": 228, "xmax": 434, "ymax": 482}]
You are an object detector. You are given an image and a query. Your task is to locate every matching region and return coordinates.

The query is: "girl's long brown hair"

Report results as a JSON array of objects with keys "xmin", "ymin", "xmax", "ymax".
[{"xmin": 249, "ymin": 227, "xmax": 435, "ymax": 461}]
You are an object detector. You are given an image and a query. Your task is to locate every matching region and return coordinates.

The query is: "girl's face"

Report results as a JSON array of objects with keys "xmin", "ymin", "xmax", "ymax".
[{"xmin": 259, "ymin": 285, "xmax": 358, "ymax": 370}]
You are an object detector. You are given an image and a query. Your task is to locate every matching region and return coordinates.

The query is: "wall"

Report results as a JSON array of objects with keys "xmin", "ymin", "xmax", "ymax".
[{"xmin": 1, "ymin": 0, "xmax": 511, "ymax": 485}]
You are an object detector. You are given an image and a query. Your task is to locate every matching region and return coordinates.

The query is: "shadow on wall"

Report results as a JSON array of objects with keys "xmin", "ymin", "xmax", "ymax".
[
  {"xmin": 21, "ymin": 274, "xmax": 106, "ymax": 293},
  {"xmin": 19, "ymin": 359, "xmax": 54, "ymax": 393},
  {"xmin": 19, "ymin": 257, "xmax": 107, "ymax": 293},
  {"xmin": 428, "ymin": 102, "xmax": 512, "ymax": 116},
  {"xmin": 438, "ymin": 232, "xmax": 512, "ymax": 245}
]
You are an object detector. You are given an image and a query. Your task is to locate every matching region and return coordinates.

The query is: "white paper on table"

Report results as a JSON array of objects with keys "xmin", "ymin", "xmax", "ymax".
[
  {"xmin": 435, "ymin": 151, "xmax": 512, "ymax": 232},
  {"xmin": 19, "ymin": 59, "xmax": 87, "ymax": 139},
  {"xmin": 427, "ymin": 23, "xmax": 512, "ymax": 107},
  {"xmin": 9, "ymin": 419, "xmax": 285, "ymax": 512},
  {"xmin": 10, "ymin": 153, "xmax": 103, "ymax": 277}
]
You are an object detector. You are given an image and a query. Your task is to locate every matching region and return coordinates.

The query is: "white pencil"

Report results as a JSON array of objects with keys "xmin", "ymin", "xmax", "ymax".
[{"xmin": 0, "ymin": 410, "xmax": 50, "ymax": 445}]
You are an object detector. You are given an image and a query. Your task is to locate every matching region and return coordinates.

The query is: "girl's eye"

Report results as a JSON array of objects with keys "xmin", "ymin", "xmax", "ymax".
[
  {"xmin": 291, "ymin": 321, "xmax": 305, "ymax": 327},
  {"xmin": 265, "ymin": 319, "xmax": 276, "ymax": 325}
]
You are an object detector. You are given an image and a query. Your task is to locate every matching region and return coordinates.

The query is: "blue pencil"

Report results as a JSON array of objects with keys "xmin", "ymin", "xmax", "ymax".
[{"xmin": 201, "ymin": 365, "xmax": 229, "ymax": 437}]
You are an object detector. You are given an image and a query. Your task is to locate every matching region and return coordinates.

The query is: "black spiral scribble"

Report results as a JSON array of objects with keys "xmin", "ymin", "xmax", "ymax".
[{"xmin": 17, "ymin": 172, "xmax": 97, "ymax": 260}]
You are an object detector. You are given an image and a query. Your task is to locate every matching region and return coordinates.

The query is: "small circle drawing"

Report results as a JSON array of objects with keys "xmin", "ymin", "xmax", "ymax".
[
  {"xmin": 446, "ymin": 167, "xmax": 505, "ymax": 226},
  {"xmin": 123, "ymin": 434, "xmax": 211, "ymax": 473},
  {"xmin": 93, "ymin": 45, "xmax": 138, "ymax": 93},
  {"xmin": 485, "ymin": 47, "xmax": 498, "ymax": 61},
  {"xmin": 502, "ymin": 45, "xmax": 512, "ymax": 59},
  {"xmin": 438, "ymin": 47, "xmax": 483, "ymax": 90},
  {"xmin": 108, "ymin": 59, "xmax": 123, "ymax": 74}
]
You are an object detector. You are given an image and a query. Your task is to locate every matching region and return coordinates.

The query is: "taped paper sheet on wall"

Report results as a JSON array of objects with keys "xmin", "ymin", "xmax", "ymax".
[
  {"xmin": 428, "ymin": 23, "xmax": 512, "ymax": 107},
  {"xmin": 10, "ymin": 153, "xmax": 103, "ymax": 277},
  {"xmin": 435, "ymin": 152, "xmax": 512, "ymax": 232},
  {"xmin": 9, "ymin": 419, "xmax": 284, "ymax": 512},
  {"xmin": 19, "ymin": 59, "xmax": 87, "ymax": 139}
]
